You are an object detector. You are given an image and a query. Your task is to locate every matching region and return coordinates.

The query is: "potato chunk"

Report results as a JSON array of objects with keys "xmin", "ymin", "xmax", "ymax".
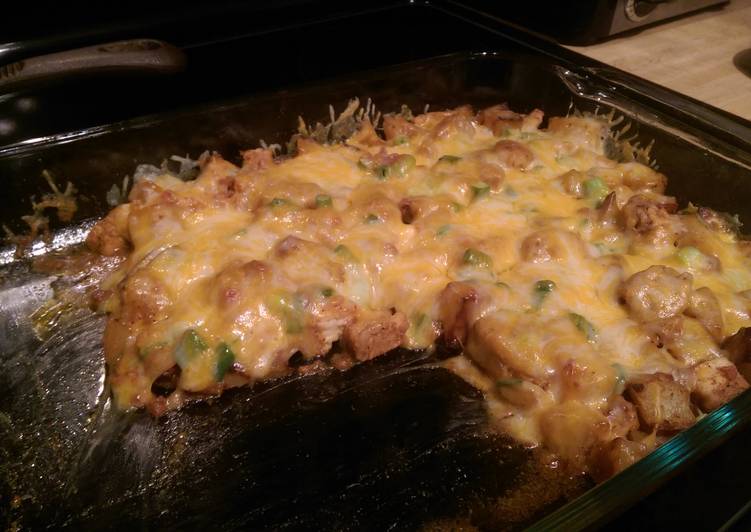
[
  {"xmin": 625, "ymin": 373, "xmax": 695, "ymax": 432},
  {"xmin": 692, "ymin": 357, "xmax": 749, "ymax": 412},
  {"xmin": 589, "ymin": 437, "xmax": 650, "ymax": 482},
  {"xmin": 685, "ymin": 287, "xmax": 724, "ymax": 342}
]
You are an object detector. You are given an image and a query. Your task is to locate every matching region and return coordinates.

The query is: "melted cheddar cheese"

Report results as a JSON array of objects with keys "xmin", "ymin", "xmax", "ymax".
[{"xmin": 88, "ymin": 103, "xmax": 751, "ymax": 479}]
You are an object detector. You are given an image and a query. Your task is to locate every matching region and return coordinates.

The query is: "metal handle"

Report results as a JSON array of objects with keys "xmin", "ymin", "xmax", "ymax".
[{"xmin": 0, "ymin": 39, "xmax": 186, "ymax": 93}]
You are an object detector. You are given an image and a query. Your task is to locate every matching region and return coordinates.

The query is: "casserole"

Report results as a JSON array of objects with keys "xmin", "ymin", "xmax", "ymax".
[{"xmin": 2, "ymin": 4, "xmax": 751, "ymax": 530}]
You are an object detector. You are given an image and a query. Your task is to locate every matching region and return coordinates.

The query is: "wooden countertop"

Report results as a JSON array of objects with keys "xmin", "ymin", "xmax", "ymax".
[{"xmin": 567, "ymin": 0, "xmax": 751, "ymax": 121}]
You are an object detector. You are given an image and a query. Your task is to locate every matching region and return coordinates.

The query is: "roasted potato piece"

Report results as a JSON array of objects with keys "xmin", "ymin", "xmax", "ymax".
[
  {"xmin": 539, "ymin": 401, "xmax": 606, "ymax": 467},
  {"xmin": 692, "ymin": 357, "xmax": 749, "ymax": 412},
  {"xmin": 625, "ymin": 373, "xmax": 695, "ymax": 432},
  {"xmin": 620, "ymin": 265, "xmax": 692, "ymax": 322},
  {"xmin": 722, "ymin": 327, "xmax": 751, "ymax": 381},
  {"xmin": 685, "ymin": 287, "xmax": 724, "ymax": 342},
  {"xmin": 604, "ymin": 396, "xmax": 640, "ymax": 440},
  {"xmin": 589, "ymin": 437, "xmax": 650, "ymax": 482},
  {"xmin": 658, "ymin": 317, "xmax": 720, "ymax": 366},
  {"xmin": 465, "ymin": 311, "xmax": 550, "ymax": 384}
]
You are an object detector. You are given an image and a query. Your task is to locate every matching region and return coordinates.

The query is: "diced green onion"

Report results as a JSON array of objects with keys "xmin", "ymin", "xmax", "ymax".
[
  {"xmin": 436, "ymin": 224, "xmax": 451, "ymax": 237},
  {"xmin": 471, "ymin": 182, "xmax": 491, "ymax": 200},
  {"xmin": 365, "ymin": 214, "xmax": 380, "ymax": 224},
  {"xmin": 583, "ymin": 177, "xmax": 609, "ymax": 203},
  {"xmin": 174, "ymin": 329, "xmax": 208, "ymax": 369},
  {"xmin": 438, "ymin": 155, "xmax": 462, "ymax": 163},
  {"xmin": 215, "ymin": 342, "xmax": 236, "ymax": 381},
  {"xmin": 569, "ymin": 312, "xmax": 597, "ymax": 342},
  {"xmin": 496, "ymin": 378, "xmax": 522, "ymax": 387},
  {"xmin": 390, "ymin": 154, "xmax": 416, "ymax": 178},
  {"xmin": 270, "ymin": 197, "xmax": 288, "ymax": 207},
  {"xmin": 334, "ymin": 244, "xmax": 358, "ymax": 263},
  {"xmin": 394, "ymin": 135, "xmax": 409, "ymax": 145},
  {"xmin": 375, "ymin": 165, "xmax": 390, "ymax": 180},
  {"xmin": 373, "ymin": 155, "xmax": 417, "ymax": 180},
  {"xmin": 321, "ymin": 287, "xmax": 334, "ymax": 298},
  {"xmin": 463, "ymin": 248, "xmax": 493, "ymax": 269},
  {"xmin": 451, "ymin": 202, "xmax": 464, "ymax": 212},
  {"xmin": 315, "ymin": 194, "xmax": 332, "ymax": 208},
  {"xmin": 676, "ymin": 246, "xmax": 703, "ymax": 268},
  {"xmin": 267, "ymin": 291, "xmax": 304, "ymax": 335},
  {"xmin": 533, "ymin": 279, "xmax": 556, "ymax": 309}
]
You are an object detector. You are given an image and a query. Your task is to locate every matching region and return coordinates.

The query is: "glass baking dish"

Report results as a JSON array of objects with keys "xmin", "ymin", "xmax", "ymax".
[{"xmin": 2, "ymin": 5, "xmax": 751, "ymax": 530}]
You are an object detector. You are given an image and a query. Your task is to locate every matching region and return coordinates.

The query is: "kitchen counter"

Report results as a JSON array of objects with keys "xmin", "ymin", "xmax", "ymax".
[{"xmin": 568, "ymin": 0, "xmax": 751, "ymax": 121}]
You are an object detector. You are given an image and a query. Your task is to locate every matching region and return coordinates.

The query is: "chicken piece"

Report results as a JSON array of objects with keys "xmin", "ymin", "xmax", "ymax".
[
  {"xmin": 621, "ymin": 193, "xmax": 684, "ymax": 252},
  {"xmin": 437, "ymin": 281, "xmax": 478, "ymax": 351},
  {"xmin": 685, "ymin": 287, "xmax": 724, "ymax": 342},
  {"xmin": 477, "ymin": 104, "xmax": 543, "ymax": 134},
  {"xmin": 691, "ymin": 357, "xmax": 749, "ymax": 412},
  {"xmin": 520, "ymin": 228, "xmax": 589, "ymax": 264},
  {"xmin": 299, "ymin": 295, "xmax": 356, "ymax": 359},
  {"xmin": 86, "ymin": 204, "xmax": 131, "ymax": 256},
  {"xmin": 620, "ymin": 265, "xmax": 692, "ymax": 322},
  {"xmin": 120, "ymin": 270, "xmax": 172, "ymax": 325},
  {"xmin": 344, "ymin": 309, "xmax": 408, "ymax": 361},
  {"xmin": 213, "ymin": 259, "xmax": 272, "ymax": 310},
  {"xmin": 625, "ymin": 373, "xmax": 695, "ymax": 432},
  {"xmin": 589, "ymin": 437, "xmax": 650, "ymax": 482}
]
